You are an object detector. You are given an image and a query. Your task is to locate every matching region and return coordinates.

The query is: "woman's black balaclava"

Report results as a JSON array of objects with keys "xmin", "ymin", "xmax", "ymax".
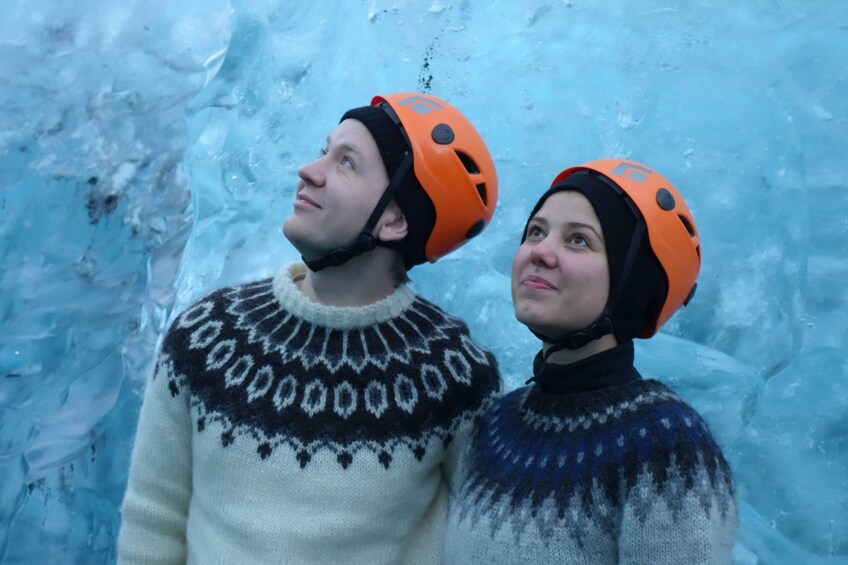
[{"xmin": 520, "ymin": 169, "xmax": 667, "ymax": 358}]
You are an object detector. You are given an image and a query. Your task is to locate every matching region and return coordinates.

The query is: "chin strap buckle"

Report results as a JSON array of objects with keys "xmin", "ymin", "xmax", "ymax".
[
  {"xmin": 304, "ymin": 232, "xmax": 377, "ymax": 272},
  {"xmin": 539, "ymin": 314, "xmax": 615, "ymax": 361}
]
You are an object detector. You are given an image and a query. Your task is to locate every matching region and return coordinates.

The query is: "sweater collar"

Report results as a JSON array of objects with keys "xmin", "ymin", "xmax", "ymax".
[
  {"xmin": 271, "ymin": 263, "xmax": 416, "ymax": 329},
  {"xmin": 528, "ymin": 340, "xmax": 641, "ymax": 395}
]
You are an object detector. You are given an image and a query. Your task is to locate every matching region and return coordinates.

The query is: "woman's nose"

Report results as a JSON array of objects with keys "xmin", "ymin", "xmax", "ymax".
[{"xmin": 529, "ymin": 238, "xmax": 556, "ymax": 268}]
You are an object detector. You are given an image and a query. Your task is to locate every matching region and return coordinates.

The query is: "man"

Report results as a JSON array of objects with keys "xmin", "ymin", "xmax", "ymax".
[{"xmin": 118, "ymin": 92, "xmax": 501, "ymax": 564}]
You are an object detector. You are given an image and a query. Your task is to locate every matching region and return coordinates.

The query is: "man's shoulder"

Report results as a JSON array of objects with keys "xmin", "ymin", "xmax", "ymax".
[
  {"xmin": 409, "ymin": 294, "xmax": 476, "ymax": 333},
  {"xmin": 164, "ymin": 276, "xmax": 276, "ymax": 337},
  {"xmin": 409, "ymin": 295, "xmax": 497, "ymax": 355}
]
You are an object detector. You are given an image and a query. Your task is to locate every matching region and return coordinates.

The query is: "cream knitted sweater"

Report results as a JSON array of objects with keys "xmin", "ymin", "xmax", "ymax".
[{"xmin": 119, "ymin": 263, "xmax": 500, "ymax": 564}]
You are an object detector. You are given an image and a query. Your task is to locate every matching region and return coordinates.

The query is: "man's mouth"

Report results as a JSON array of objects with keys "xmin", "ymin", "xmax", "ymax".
[{"xmin": 296, "ymin": 193, "xmax": 322, "ymax": 209}]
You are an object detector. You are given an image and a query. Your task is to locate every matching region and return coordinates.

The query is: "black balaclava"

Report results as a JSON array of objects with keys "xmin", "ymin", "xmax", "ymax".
[
  {"xmin": 303, "ymin": 106, "xmax": 436, "ymax": 271},
  {"xmin": 520, "ymin": 170, "xmax": 667, "ymax": 356}
]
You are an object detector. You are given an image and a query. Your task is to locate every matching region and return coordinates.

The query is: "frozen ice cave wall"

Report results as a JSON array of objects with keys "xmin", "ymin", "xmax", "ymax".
[{"xmin": 0, "ymin": 1, "xmax": 846, "ymax": 563}]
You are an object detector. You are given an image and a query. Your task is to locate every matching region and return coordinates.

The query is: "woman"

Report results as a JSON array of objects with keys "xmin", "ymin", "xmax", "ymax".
[{"xmin": 445, "ymin": 159, "xmax": 737, "ymax": 564}]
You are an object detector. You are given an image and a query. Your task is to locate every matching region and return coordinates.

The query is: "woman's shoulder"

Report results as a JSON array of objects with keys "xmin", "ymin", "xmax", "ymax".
[
  {"xmin": 486, "ymin": 379, "xmax": 726, "ymax": 454},
  {"xmin": 622, "ymin": 379, "xmax": 729, "ymax": 473},
  {"xmin": 635, "ymin": 380, "xmax": 720, "ymax": 440}
]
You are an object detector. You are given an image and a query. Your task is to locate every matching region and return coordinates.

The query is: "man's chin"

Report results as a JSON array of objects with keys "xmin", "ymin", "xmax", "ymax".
[
  {"xmin": 281, "ymin": 220, "xmax": 311, "ymax": 252},
  {"xmin": 282, "ymin": 231, "xmax": 332, "ymax": 265}
]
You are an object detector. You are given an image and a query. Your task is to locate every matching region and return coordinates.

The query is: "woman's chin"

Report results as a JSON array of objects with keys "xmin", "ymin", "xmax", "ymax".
[{"xmin": 520, "ymin": 319, "xmax": 558, "ymax": 340}]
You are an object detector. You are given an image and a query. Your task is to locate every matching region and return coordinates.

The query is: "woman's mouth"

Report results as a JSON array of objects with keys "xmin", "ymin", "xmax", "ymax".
[{"xmin": 522, "ymin": 275, "xmax": 556, "ymax": 290}]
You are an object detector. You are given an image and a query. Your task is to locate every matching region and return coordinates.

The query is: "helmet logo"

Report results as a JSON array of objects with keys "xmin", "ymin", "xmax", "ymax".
[
  {"xmin": 611, "ymin": 161, "xmax": 653, "ymax": 183},
  {"xmin": 398, "ymin": 95, "xmax": 443, "ymax": 115}
]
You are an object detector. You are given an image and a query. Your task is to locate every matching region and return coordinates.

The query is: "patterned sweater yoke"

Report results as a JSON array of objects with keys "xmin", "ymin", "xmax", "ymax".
[
  {"xmin": 118, "ymin": 263, "xmax": 501, "ymax": 565},
  {"xmin": 163, "ymin": 263, "xmax": 499, "ymax": 467},
  {"xmin": 445, "ymin": 342, "xmax": 738, "ymax": 565}
]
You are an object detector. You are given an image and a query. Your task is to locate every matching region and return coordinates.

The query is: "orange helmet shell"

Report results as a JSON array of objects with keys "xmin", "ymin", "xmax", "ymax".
[
  {"xmin": 552, "ymin": 159, "xmax": 701, "ymax": 337},
  {"xmin": 371, "ymin": 93, "xmax": 498, "ymax": 263}
]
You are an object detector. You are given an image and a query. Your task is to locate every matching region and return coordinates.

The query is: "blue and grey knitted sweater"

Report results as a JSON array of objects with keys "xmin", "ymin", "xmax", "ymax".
[{"xmin": 445, "ymin": 341, "xmax": 737, "ymax": 564}]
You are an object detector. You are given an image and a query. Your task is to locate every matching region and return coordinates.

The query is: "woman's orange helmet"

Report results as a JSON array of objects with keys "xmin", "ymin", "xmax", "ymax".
[
  {"xmin": 372, "ymin": 93, "xmax": 498, "ymax": 263},
  {"xmin": 552, "ymin": 159, "xmax": 701, "ymax": 337}
]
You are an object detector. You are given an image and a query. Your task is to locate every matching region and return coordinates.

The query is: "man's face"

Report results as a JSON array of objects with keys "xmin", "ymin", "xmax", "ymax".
[{"xmin": 283, "ymin": 119, "xmax": 390, "ymax": 260}]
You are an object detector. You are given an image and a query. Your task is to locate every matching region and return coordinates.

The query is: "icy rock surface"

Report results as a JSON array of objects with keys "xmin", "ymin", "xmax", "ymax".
[{"xmin": 1, "ymin": 1, "xmax": 846, "ymax": 563}]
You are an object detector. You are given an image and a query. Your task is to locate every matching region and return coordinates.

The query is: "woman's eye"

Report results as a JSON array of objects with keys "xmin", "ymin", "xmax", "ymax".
[
  {"xmin": 341, "ymin": 156, "xmax": 354, "ymax": 168},
  {"xmin": 570, "ymin": 234, "xmax": 589, "ymax": 247},
  {"xmin": 526, "ymin": 225, "xmax": 544, "ymax": 239},
  {"xmin": 318, "ymin": 146, "xmax": 328, "ymax": 157}
]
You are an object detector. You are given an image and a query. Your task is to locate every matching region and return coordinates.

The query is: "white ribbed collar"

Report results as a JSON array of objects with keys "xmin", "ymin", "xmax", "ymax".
[{"xmin": 271, "ymin": 263, "xmax": 416, "ymax": 330}]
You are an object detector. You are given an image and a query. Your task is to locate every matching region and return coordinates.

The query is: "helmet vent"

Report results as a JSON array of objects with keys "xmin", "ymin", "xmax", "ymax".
[
  {"xmin": 466, "ymin": 219, "xmax": 485, "ymax": 240},
  {"xmin": 684, "ymin": 283, "xmax": 698, "ymax": 306},
  {"xmin": 475, "ymin": 183, "xmax": 488, "ymax": 205},
  {"xmin": 455, "ymin": 150, "xmax": 480, "ymax": 174},
  {"xmin": 678, "ymin": 214, "xmax": 696, "ymax": 237}
]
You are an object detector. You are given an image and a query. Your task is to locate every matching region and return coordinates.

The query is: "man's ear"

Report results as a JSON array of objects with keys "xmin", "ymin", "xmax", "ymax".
[{"xmin": 376, "ymin": 200, "xmax": 408, "ymax": 243}]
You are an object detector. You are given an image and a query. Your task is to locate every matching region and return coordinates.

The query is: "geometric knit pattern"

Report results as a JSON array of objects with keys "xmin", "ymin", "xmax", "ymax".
[
  {"xmin": 446, "ymin": 380, "xmax": 738, "ymax": 565},
  {"xmin": 119, "ymin": 263, "xmax": 501, "ymax": 565},
  {"xmin": 159, "ymin": 266, "xmax": 499, "ymax": 469}
]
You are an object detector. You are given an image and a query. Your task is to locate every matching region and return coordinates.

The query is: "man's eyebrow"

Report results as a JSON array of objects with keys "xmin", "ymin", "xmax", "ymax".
[
  {"xmin": 326, "ymin": 136, "xmax": 362, "ymax": 156},
  {"xmin": 337, "ymin": 142, "xmax": 361, "ymax": 155}
]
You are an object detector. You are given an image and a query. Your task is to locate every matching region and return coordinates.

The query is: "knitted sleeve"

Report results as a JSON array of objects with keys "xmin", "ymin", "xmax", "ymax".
[
  {"xmin": 118, "ymin": 337, "xmax": 193, "ymax": 564},
  {"xmin": 443, "ymin": 349, "xmax": 501, "ymax": 491},
  {"xmin": 617, "ymin": 403, "xmax": 738, "ymax": 565}
]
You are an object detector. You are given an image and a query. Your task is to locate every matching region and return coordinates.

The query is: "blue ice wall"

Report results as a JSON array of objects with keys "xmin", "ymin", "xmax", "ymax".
[{"xmin": 1, "ymin": 1, "xmax": 846, "ymax": 563}]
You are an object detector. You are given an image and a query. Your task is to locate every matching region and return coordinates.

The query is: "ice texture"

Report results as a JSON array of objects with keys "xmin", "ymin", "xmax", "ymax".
[{"xmin": 1, "ymin": 1, "xmax": 846, "ymax": 563}]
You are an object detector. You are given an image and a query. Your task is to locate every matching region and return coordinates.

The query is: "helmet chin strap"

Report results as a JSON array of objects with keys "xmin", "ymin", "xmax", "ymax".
[
  {"xmin": 304, "ymin": 152, "xmax": 413, "ymax": 272},
  {"xmin": 535, "ymin": 217, "xmax": 647, "ymax": 363},
  {"xmin": 533, "ymin": 314, "xmax": 615, "ymax": 361}
]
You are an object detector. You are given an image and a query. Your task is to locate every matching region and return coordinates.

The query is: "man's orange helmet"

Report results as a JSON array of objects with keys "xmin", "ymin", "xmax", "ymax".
[
  {"xmin": 551, "ymin": 159, "xmax": 701, "ymax": 336},
  {"xmin": 372, "ymin": 93, "xmax": 498, "ymax": 263}
]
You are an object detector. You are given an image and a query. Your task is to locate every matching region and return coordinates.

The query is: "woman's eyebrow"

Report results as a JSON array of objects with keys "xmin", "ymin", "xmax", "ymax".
[{"xmin": 566, "ymin": 221, "xmax": 603, "ymax": 240}]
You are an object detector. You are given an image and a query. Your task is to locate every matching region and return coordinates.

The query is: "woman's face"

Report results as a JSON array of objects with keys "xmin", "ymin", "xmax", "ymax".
[{"xmin": 511, "ymin": 190, "xmax": 610, "ymax": 340}]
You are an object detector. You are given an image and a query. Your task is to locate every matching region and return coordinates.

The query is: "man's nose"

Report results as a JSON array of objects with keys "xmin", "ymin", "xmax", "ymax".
[{"xmin": 297, "ymin": 157, "xmax": 326, "ymax": 187}]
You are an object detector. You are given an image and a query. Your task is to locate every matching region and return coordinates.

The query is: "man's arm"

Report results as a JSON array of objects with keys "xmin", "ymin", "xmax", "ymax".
[
  {"xmin": 118, "ymin": 352, "xmax": 192, "ymax": 564},
  {"xmin": 443, "ymin": 355, "xmax": 501, "ymax": 491}
]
